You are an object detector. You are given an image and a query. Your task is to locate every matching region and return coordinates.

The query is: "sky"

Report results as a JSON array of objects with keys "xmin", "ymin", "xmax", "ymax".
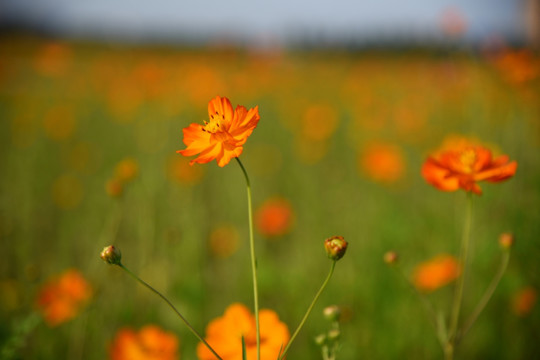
[{"xmin": 0, "ymin": 0, "xmax": 526, "ymax": 45}]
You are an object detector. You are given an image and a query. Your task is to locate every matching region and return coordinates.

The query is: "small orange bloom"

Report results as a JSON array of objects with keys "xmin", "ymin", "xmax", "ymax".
[
  {"xmin": 512, "ymin": 286, "xmax": 537, "ymax": 317},
  {"xmin": 177, "ymin": 96, "xmax": 260, "ymax": 167},
  {"xmin": 197, "ymin": 303, "xmax": 289, "ymax": 360},
  {"xmin": 36, "ymin": 269, "xmax": 92, "ymax": 327},
  {"xmin": 114, "ymin": 158, "xmax": 139, "ymax": 183},
  {"xmin": 110, "ymin": 325, "xmax": 179, "ymax": 360},
  {"xmin": 413, "ymin": 254, "xmax": 461, "ymax": 292},
  {"xmin": 422, "ymin": 136, "xmax": 517, "ymax": 195},
  {"xmin": 255, "ymin": 197, "xmax": 294, "ymax": 238},
  {"xmin": 360, "ymin": 142, "xmax": 405, "ymax": 184},
  {"xmin": 209, "ymin": 224, "xmax": 240, "ymax": 258}
]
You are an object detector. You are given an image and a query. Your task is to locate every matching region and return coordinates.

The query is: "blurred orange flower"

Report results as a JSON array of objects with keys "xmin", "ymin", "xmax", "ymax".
[
  {"xmin": 209, "ymin": 225, "xmax": 240, "ymax": 258},
  {"xmin": 255, "ymin": 197, "xmax": 294, "ymax": 238},
  {"xmin": 413, "ymin": 254, "xmax": 461, "ymax": 292},
  {"xmin": 166, "ymin": 154, "xmax": 205, "ymax": 186},
  {"xmin": 422, "ymin": 136, "xmax": 517, "ymax": 195},
  {"xmin": 110, "ymin": 325, "xmax": 179, "ymax": 360},
  {"xmin": 197, "ymin": 303, "xmax": 289, "ymax": 360},
  {"xmin": 512, "ymin": 286, "xmax": 537, "ymax": 317},
  {"xmin": 177, "ymin": 96, "xmax": 260, "ymax": 167},
  {"xmin": 360, "ymin": 142, "xmax": 405, "ymax": 184},
  {"xmin": 114, "ymin": 157, "xmax": 139, "ymax": 183},
  {"xmin": 36, "ymin": 269, "xmax": 92, "ymax": 327},
  {"xmin": 105, "ymin": 158, "xmax": 139, "ymax": 198},
  {"xmin": 493, "ymin": 49, "xmax": 539, "ymax": 85}
]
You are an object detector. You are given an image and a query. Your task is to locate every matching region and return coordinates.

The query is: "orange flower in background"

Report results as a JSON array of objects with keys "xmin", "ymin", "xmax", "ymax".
[
  {"xmin": 360, "ymin": 142, "xmax": 405, "ymax": 184},
  {"xmin": 105, "ymin": 157, "xmax": 139, "ymax": 198},
  {"xmin": 255, "ymin": 197, "xmax": 294, "ymax": 238},
  {"xmin": 115, "ymin": 157, "xmax": 139, "ymax": 182},
  {"xmin": 197, "ymin": 303, "xmax": 289, "ymax": 360},
  {"xmin": 177, "ymin": 96, "xmax": 260, "ymax": 167},
  {"xmin": 413, "ymin": 254, "xmax": 461, "ymax": 292},
  {"xmin": 422, "ymin": 136, "xmax": 517, "ymax": 195},
  {"xmin": 166, "ymin": 154, "xmax": 205, "ymax": 186},
  {"xmin": 36, "ymin": 269, "xmax": 92, "ymax": 327},
  {"xmin": 110, "ymin": 325, "xmax": 179, "ymax": 360},
  {"xmin": 209, "ymin": 224, "xmax": 240, "ymax": 258},
  {"xmin": 512, "ymin": 286, "xmax": 537, "ymax": 317}
]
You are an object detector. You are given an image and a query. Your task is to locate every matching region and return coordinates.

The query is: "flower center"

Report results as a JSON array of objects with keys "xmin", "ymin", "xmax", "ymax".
[
  {"xmin": 203, "ymin": 112, "xmax": 227, "ymax": 134},
  {"xmin": 459, "ymin": 148, "xmax": 477, "ymax": 173}
]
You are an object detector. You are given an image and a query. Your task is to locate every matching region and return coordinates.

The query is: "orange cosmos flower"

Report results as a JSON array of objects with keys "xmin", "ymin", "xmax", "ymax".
[
  {"xmin": 109, "ymin": 325, "xmax": 179, "ymax": 360},
  {"xmin": 177, "ymin": 96, "xmax": 260, "ymax": 167},
  {"xmin": 36, "ymin": 268, "xmax": 92, "ymax": 327},
  {"xmin": 255, "ymin": 197, "xmax": 294, "ymax": 238},
  {"xmin": 197, "ymin": 303, "xmax": 289, "ymax": 360},
  {"xmin": 422, "ymin": 136, "xmax": 517, "ymax": 195},
  {"xmin": 413, "ymin": 254, "xmax": 461, "ymax": 292}
]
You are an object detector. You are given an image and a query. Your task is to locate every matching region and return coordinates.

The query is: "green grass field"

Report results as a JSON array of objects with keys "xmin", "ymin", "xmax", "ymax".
[{"xmin": 1, "ymin": 35, "xmax": 539, "ymax": 359}]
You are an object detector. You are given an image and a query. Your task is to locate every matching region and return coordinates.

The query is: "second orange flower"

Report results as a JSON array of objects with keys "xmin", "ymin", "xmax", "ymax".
[
  {"xmin": 177, "ymin": 96, "xmax": 260, "ymax": 167},
  {"xmin": 421, "ymin": 136, "xmax": 517, "ymax": 195}
]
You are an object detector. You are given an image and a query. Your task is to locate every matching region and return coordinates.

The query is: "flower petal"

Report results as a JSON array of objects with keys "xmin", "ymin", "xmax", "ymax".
[{"xmin": 208, "ymin": 96, "xmax": 234, "ymax": 124}]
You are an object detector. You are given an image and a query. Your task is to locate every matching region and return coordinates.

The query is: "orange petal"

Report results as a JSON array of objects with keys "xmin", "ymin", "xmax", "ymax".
[
  {"xmin": 421, "ymin": 159, "xmax": 460, "ymax": 191},
  {"xmin": 474, "ymin": 161, "xmax": 517, "ymax": 182},
  {"xmin": 208, "ymin": 96, "xmax": 234, "ymax": 123}
]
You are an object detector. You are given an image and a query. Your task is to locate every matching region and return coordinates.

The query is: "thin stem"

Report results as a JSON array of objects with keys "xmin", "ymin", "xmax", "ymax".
[
  {"xmin": 391, "ymin": 265, "xmax": 446, "ymax": 347},
  {"xmin": 459, "ymin": 250, "xmax": 510, "ymax": 341},
  {"xmin": 278, "ymin": 261, "xmax": 337, "ymax": 360},
  {"xmin": 235, "ymin": 157, "xmax": 260, "ymax": 360},
  {"xmin": 448, "ymin": 192, "xmax": 474, "ymax": 353},
  {"xmin": 118, "ymin": 264, "xmax": 223, "ymax": 360}
]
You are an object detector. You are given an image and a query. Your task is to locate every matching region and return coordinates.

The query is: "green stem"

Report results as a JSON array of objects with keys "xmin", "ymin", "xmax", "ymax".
[
  {"xmin": 118, "ymin": 264, "xmax": 223, "ymax": 360},
  {"xmin": 448, "ymin": 192, "xmax": 474, "ymax": 355},
  {"xmin": 459, "ymin": 249, "xmax": 510, "ymax": 341},
  {"xmin": 235, "ymin": 157, "xmax": 260, "ymax": 360},
  {"xmin": 278, "ymin": 261, "xmax": 337, "ymax": 360},
  {"xmin": 392, "ymin": 265, "xmax": 446, "ymax": 347}
]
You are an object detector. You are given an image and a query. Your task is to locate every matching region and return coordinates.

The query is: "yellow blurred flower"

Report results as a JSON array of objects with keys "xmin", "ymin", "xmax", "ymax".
[
  {"xmin": 36, "ymin": 269, "xmax": 92, "ymax": 327},
  {"xmin": 412, "ymin": 254, "xmax": 461, "ymax": 292},
  {"xmin": 197, "ymin": 303, "xmax": 289, "ymax": 360},
  {"xmin": 109, "ymin": 325, "xmax": 179, "ymax": 360}
]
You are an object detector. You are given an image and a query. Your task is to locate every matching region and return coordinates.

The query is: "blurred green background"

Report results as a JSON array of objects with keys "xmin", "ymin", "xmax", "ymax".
[{"xmin": 0, "ymin": 35, "xmax": 539, "ymax": 359}]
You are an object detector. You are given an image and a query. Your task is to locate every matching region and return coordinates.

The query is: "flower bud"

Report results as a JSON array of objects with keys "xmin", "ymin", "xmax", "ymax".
[
  {"xmin": 324, "ymin": 236, "xmax": 348, "ymax": 261},
  {"xmin": 314, "ymin": 334, "xmax": 327, "ymax": 346},
  {"xmin": 499, "ymin": 232, "xmax": 514, "ymax": 250},
  {"xmin": 383, "ymin": 251, "xmax": 399, "ymax": 265},
  {"xmin": 100, "ymin": 245, "xmax": 122, "ymax": 265},
  {"xmin": 323, "ymin": 305, "xmax": 341, "ymax": 322},
  {"xmin": 327, "ymin": 328, "xmax": 341, "ymax": 341}
]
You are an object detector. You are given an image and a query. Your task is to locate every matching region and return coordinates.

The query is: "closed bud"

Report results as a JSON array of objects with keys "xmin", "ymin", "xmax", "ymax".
[
  {"xmin": 314, "ymin": 334, "xmax": 327, "ymax": 346},
  {"xmin": 324, "ymin": 236, "xmax": 348, "ymax": 261},
  {"xmin": 100, "ymin": 245, "xmax": 122, "ymax": 265},
  {"xmin": 499, "ymin": 232, "xmax": 514, "ymax": 250},
  {"xmin": 323, "ymin": 305, "xmax": 341, "ymax": 322},
  {"xmin": 384, "ymin": 251, "xmax": 399, "ymax": 265},
  {"xmin": 327, "ymin": 328, "xmax": 341, "ymax": 341}
]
